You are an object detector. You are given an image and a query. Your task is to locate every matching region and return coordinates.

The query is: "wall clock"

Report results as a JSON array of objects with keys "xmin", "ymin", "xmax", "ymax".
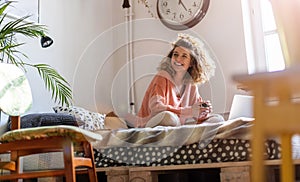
[{"xmin": 157, "ymin": 0, "xmax": 210, "ymax": 30}]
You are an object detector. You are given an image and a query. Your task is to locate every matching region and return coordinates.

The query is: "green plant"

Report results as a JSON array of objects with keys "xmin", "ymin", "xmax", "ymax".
[{"xmin": 0, "ymin": 1, "xmax": 72, "ymax": 106}]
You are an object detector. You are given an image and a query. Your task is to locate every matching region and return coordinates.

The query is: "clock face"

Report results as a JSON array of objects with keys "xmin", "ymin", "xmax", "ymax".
[{"xmin": 157, "ymin": 0, "xmax": 210, "ymax": 30}]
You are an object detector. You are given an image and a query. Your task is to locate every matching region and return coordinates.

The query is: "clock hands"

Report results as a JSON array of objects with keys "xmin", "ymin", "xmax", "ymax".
[{"xmin": 178, "ymin": 0, "xmax": 188, "ymax": 11}]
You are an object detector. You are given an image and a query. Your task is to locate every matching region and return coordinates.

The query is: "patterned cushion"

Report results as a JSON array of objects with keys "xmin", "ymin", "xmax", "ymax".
[{"xmin": 53, "ymin": 106, "xmax": 105, "ymax": 131}]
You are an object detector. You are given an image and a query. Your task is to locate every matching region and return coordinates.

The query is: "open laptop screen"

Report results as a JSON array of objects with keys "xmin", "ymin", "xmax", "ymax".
[{"xmin": 228, "ymin": 94, "xmax": 254, "ymax": 120}]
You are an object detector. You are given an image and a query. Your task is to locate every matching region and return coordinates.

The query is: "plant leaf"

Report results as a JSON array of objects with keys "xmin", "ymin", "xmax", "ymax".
[
  {"xmin": 0, "ymin": 1, "xmax": 11, "ymax": 15},
  {"xmin": 0, "ymin": 1, "xmax": 73, "ymax": 106},
  {"xmin": 0, "ymin": 2, "xmax": 45, "ymax": 65},
  {"xmin": 33, "ymin": 63, "xmax": 73, "ymax": 106}
]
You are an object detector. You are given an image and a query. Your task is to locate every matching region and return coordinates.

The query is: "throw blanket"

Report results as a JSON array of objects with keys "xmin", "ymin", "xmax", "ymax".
[{"xmin": 92, "ymin": 117, "xmax": 254, "ymax": 149}]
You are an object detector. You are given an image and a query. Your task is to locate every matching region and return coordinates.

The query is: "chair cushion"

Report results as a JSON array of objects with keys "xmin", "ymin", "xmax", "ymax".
[{"xmin": 0, "ymin": 125, "xmax": 102, "ymax": 143}]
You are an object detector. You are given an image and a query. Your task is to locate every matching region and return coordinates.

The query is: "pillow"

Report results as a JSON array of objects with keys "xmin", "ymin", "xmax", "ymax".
[
  {"xmin": 104, "ymin": 111, "xmax": 128, "ymax": 129},
  {"xmin": 53, "ymin": 106, "xmax": 105, "ymax": 131},
  {"xmin": 7, "ymin": 113, "xmax": 78, "ymax": 130}
]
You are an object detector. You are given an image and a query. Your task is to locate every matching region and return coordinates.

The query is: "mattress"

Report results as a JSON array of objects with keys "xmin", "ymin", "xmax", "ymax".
[{"xmin": 93, "ymin": 139, "xmax": 280, "ymax": 167}]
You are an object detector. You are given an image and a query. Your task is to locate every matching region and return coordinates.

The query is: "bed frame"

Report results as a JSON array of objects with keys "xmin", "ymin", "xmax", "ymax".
[{"xmin": 96, "ymin": 159, "xmax": 300, "ymax": 182}]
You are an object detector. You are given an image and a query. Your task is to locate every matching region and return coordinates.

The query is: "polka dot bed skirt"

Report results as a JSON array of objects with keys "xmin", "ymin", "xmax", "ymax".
[{"xmin": 93, "ymin": 139, "xmax": 281, "ymax": 167}]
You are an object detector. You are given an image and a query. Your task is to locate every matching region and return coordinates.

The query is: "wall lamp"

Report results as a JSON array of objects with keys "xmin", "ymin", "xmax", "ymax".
[
  {"xmin": 38, "ymin": 0, "xmax": 53, "ymax": 48},
  {"xmin": 40, "ymin": 35, "xmax": 53, "ymax": 48}
]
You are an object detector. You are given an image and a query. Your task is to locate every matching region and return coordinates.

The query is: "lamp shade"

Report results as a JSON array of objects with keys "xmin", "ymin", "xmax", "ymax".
[
  {"xmin": 41, "ymin": 35, "xmax": 54, "ymax": 48},
  {"xmin": 0, "ymin": 63, "xmax": 32, "ymax": 116}
]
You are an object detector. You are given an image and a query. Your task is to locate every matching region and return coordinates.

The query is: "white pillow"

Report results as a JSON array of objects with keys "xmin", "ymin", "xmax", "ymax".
[
  {"xmin": 53, "ymin": 106, "xmax": 105, "ymax": 131},
  {"xmin": 104, "ymin": 117, "xmax": 128, "ymax": 130}
]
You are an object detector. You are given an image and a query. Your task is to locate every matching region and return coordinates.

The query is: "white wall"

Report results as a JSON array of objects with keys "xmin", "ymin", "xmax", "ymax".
[
  {"xmin": 128, "ymin": 0, "xmax": 249, "ymax": 114},
  {"xmin": 23, "ymin": 0, "xmax": 117, "ymax": 113},
  {"xmin": 19, "ymin": 0, "xmax": 249, "ymax": 116}
]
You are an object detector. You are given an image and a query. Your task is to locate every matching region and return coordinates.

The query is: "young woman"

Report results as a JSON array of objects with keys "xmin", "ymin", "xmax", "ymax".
[{"xmin": 126, "ymin": 33, "xmax": 223, "ymax": 128}]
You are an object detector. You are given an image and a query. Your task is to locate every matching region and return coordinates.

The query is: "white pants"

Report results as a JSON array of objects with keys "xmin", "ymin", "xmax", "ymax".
[
  {"xmin": 145, "ymin": 111, "xmax": 224, "ymax": 128},
  {"xmin": 145, "ymin": 111, "xmax": 180, "ymax": 128}
]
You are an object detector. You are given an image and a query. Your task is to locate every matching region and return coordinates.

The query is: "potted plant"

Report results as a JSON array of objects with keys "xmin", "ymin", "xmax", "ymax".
[{"xmin": 0, "ymin": 1, "xmax": 72, "ymax": 106}]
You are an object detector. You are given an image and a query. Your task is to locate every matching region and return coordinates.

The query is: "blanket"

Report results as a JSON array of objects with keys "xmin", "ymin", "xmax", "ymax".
[{"xmin": 92, "ymin": 117, "xmax": 254, "ymax": 149}]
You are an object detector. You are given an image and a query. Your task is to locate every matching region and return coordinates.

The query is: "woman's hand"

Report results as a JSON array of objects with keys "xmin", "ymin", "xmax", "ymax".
[
  {"xmin": 197, "ymin": 100, "xmax": 212, "ymax": 123},
  {"xmin": 199, "ymin": 100, "xmax": 212, "ymax": 114},
  {"xmin": 178, "ymin": 101, "xmax": 211, "ymax": 124}
]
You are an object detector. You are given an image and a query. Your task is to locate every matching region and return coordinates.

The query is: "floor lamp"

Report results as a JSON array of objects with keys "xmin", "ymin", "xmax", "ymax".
[{"xmin": 123, "ymin": 0, "xmax": 136, "ymax": 114}]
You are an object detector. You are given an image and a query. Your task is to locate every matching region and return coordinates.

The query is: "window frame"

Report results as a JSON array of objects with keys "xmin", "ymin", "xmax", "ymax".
[{"xmin": 241, "ymin": 0, "xmax": 285, "ymax": 73}]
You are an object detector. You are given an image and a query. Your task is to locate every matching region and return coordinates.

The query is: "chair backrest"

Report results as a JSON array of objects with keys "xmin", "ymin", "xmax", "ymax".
[{"xmin": 0, "ymin": 63, "xmax": 32, "ymax": 133}]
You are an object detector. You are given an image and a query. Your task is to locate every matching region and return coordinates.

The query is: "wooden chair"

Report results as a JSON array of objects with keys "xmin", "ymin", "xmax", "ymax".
[
  {"xmin": 233, "ymin": 65, "xmax": 300, "ymax": 182},
  {"xmin": 0, "ymin": 63, "xmax": 101, "ymax": 181}
]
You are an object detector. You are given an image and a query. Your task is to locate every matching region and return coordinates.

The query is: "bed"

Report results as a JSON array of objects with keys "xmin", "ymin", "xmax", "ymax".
[
  {"xmin": 91, "ymin": 117, "xmax": 279, "ymax": 167},
  {"xmin": 3, "ymin": 106, "xmax": 297, "ymax": 182},
  {"xmin": 89, "ymin": 117, "xmax": 282, "ymax": 182}
]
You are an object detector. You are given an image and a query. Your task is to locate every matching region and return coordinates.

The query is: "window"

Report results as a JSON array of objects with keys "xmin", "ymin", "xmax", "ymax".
[
  {"xmin": 2, "ymin": 0, "xmax": 38, "ymax": 22},
  {"xmin": 241, "ymin": 0, "xmax": 285, "ymax": 73}
]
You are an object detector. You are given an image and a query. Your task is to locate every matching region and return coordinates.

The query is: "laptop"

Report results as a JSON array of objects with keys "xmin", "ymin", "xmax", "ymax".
[{"xmin": 228, "ymin": 94, "xmax": 254, "ymax": 120}]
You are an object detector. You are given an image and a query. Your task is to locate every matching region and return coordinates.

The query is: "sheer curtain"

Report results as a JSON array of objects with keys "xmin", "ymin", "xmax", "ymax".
[{"xmin": 270, "ymin": 0, "xmax": 300, "ymax": 67}]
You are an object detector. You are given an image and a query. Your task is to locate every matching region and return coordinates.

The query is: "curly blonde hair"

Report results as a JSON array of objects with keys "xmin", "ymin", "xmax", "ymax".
[{"xmin": 158, "ymin": 33, "xmax": 216, "ymax": 84}]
